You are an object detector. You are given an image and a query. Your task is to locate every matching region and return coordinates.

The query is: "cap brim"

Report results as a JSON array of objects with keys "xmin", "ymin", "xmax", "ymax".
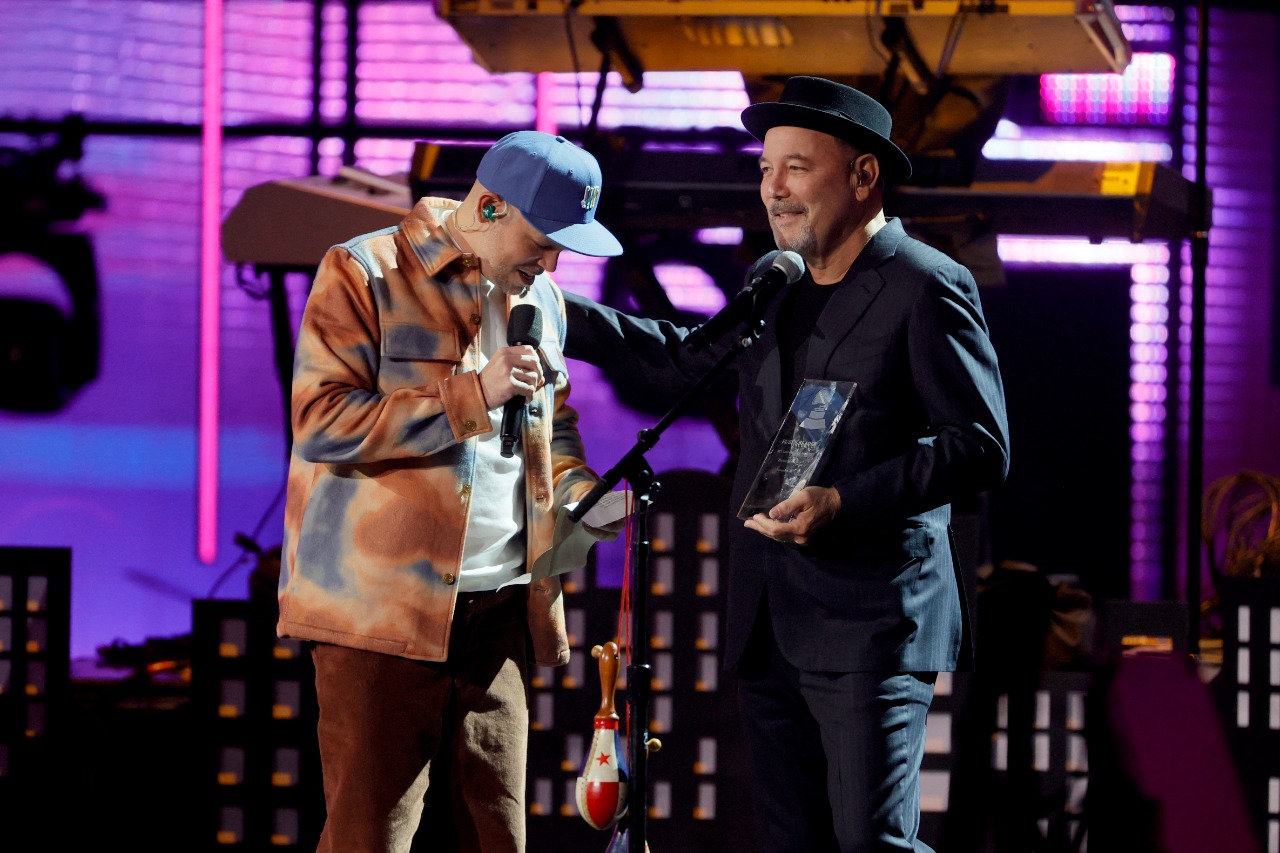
[
  {"xmin": 742, "ymin": 102, "xmax": 913, "ymax": 183},
  {"xmin": 527, "ymin": 215, "xmax": 623, "ymax": 258}
]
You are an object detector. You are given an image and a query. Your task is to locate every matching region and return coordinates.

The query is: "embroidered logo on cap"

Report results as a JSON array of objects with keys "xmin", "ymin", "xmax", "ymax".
[{"xmin": 581, "ymin": 185, "xmax": 601, "ymax": 211}]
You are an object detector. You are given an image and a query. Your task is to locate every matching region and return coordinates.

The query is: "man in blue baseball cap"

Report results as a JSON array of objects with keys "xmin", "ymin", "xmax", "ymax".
[{"xmin": 279, "ymin": 130, "xmax": 622, "ymax": 852}]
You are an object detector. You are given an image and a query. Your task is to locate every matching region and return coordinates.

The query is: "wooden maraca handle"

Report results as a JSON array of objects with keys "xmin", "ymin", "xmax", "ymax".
[{"xmin": 591, "ymin": 641, "xmax": 620, "ymax": 720}]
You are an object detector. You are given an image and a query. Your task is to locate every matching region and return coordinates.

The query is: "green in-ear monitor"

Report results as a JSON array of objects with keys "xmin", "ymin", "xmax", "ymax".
[{"xmin": 482, "ymin": 203, "xmax": 497, "ymax": 220}]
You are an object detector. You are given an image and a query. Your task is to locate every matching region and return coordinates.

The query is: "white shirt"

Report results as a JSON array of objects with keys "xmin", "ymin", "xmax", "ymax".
[{"xmin": 457, "ymin": 276, "xmax": 527, "ymax": 591}]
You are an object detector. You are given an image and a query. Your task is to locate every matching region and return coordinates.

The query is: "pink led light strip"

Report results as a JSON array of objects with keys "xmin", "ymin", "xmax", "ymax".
[
  {"xmin": 198, "ymin": 0, "xmax": 224, "ymax": 563},
  {"xmin": 535, "ymin": 72, "xmax": 558, "ymax": 134}
]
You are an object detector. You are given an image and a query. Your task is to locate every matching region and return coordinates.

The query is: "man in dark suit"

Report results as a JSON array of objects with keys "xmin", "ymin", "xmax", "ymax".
[{"xmin": 564, "ymin": 76, "xmax": 1010, "ymax": 852}]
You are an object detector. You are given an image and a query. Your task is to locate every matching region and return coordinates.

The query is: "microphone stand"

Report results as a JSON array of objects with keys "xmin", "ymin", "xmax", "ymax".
[{"xmin": 568, "ymin": 317, "xmax": 765, "ymax": 853}]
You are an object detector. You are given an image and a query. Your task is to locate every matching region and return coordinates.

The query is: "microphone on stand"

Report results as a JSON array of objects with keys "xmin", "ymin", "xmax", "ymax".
[
  {"xmin": 684, "ymin": 249, "xmax": 805, "ymax": 352},
  {"xmin": 500, "ymin": 303, "xmax": 542, "ymax": 458}
]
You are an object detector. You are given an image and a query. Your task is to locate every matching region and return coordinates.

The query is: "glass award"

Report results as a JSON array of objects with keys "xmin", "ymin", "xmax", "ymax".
[{"xmin": 737, "ymin": 379, "xmax": 856, "ymax": 520}]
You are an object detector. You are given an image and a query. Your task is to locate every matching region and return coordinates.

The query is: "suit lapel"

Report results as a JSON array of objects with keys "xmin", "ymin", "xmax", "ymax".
[
  {"xmin": 804, "ymin": 218, "xmax": 904, "ymax": 377},
  {"xmin": 804, "ymin": 272, "xmax": 883, "ymax": 377},
  {"xmin": 757, "ymin": 218, "xmax": 906, "ymax": 422}
]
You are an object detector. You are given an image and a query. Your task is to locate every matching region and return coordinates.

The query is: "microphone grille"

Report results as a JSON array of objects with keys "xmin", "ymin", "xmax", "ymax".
[
  {"xmin": 507, "ymin": 303, "xmax": 542, "ymax": 346},
  {"xmin": 773, "ymin": 250, "xmax": 805, "ymax": 283},
  {"xmin": 748, "ymin": 249, "xmax": 781, "ymax": 278}
]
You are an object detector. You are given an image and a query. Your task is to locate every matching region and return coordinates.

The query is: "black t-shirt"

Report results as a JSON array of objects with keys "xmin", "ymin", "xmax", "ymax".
[{"xmin": 778, "ymin": 276, "xmax": 837, "ymax": 405}]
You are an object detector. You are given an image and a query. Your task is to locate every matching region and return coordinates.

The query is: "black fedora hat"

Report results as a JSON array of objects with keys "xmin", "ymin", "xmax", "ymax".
[{"xmin": 741, "ymin": 76, "xmax": 912, "ymax": 183}]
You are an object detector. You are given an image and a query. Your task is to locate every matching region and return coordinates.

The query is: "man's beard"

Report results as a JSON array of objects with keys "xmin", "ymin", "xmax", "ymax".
[
  {"xmin": 769, "ymin": 204, "xmax": 816, "ymax": 259},
  {"xmin": 773, "ymin": 221, "xmax": 816, "ymax": 260},
  {"xmin": 487, "ymin": 263, "xmax": 539, "ymax": 297}
]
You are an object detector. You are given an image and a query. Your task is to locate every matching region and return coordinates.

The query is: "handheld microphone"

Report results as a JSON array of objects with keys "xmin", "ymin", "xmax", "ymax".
[
  {"xmin": 684, "ymin": 250, "xmax": 805, "ymax": 352},
  {"xmin": 500, "ymin": 304, "xmax": 542, "ymax": 458}
]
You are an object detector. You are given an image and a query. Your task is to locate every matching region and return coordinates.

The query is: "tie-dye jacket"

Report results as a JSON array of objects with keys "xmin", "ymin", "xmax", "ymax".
[{"xmin": 278, "ymin": 196, "xmax": 600, "ymax": 666}]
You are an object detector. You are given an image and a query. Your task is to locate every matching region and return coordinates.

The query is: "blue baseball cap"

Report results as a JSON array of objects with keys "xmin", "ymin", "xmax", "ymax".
[{"xmin": 477, "ymin": 131, "xmax": 623, "ymax": 258}]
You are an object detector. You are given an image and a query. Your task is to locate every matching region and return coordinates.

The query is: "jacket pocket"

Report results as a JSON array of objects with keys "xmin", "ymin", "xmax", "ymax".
[{"xmin": 379, "ymin": 322, "xmax": 462, "ymax": 391}]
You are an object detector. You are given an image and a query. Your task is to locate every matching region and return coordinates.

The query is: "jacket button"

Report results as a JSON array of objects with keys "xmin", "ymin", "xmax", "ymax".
[
  {"xmin": 462, "ymin": 419, "xmax": 477, "ymax": 432},
  {"xmin": 470, "ymin": 313, "xmax": 482, "ymax": 326},
  {"xmin": 442, "ymin": 573, "xmax": 456, "ymax": 585}
]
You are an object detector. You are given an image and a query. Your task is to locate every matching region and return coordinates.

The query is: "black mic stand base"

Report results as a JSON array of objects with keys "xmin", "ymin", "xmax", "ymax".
[{"xmin": 568, "ymin": 328, "xmax": 760, "ymax": 853}]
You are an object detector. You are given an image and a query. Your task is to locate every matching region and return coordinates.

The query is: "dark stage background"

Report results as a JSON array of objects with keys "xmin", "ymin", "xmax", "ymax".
[{"xmin": 984, "ymin": 266, "xmax": 1134, "ymax": 600}]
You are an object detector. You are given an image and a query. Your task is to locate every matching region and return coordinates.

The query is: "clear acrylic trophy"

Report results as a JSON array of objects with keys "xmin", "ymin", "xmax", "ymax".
[{"xmin": 737, "ymin": 379, "xmax": 856, "ymax": 520}]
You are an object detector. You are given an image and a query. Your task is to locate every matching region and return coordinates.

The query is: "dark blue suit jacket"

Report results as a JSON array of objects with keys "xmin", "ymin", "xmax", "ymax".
[{"xmin": 565, "ymin": 218, "xmax": 1010, "ymax": 674}]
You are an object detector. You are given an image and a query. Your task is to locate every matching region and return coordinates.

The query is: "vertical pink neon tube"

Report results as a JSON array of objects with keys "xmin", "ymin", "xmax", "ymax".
[
  {"xmin": 535, "ymin": 72, "xmax": 558, "ymax": 135},
  {"xmin": 198, "ymin": 0, "xmax": 224, "ymax": 563}
]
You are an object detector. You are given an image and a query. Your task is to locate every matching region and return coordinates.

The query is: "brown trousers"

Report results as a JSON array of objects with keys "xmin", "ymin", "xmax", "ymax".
[{"xmin": 311, "ymin": 585, "xmax": 530, "ymax": 853}]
